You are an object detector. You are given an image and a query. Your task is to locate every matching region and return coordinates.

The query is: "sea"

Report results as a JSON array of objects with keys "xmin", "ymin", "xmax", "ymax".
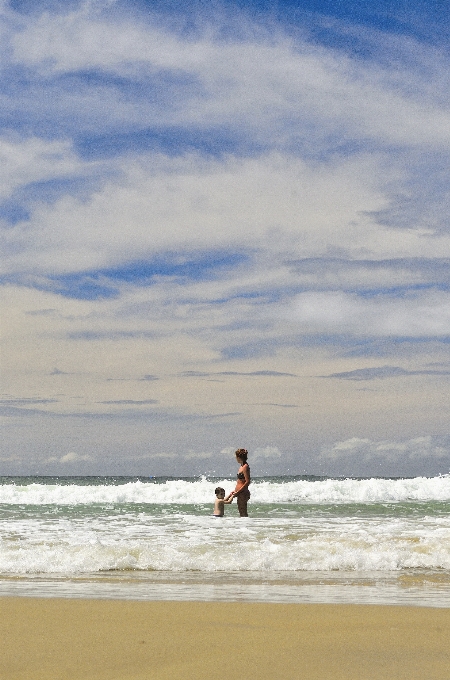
[{"xmin": 1, "ymin": 475, "xmax": 449, "ymax": 607}]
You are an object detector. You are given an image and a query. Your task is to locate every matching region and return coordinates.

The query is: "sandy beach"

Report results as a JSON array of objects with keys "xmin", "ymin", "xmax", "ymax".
[{"xmin": 1, "ymin": 599, "xmax": 449, "ymax": 680}]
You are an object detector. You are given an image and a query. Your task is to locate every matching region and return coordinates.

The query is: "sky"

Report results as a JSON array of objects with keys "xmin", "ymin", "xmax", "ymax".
[{"xmin": 1, "ymin": 0, "xmax": 449, "ymax": 477}]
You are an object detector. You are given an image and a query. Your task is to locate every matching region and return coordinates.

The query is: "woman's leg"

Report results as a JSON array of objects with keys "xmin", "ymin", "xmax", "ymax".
[{"xmin": 237, "ymin": 493, "xmax": 248, "ymax": 517}]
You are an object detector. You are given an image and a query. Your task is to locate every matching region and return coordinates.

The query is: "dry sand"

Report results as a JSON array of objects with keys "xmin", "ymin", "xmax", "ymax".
[{"xmin": 1, "ymin": 598, "xmax": 449, "ymax": 680}]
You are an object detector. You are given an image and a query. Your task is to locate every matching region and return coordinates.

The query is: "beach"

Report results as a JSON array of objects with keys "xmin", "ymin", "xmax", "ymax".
[
  {"xmin": 1, "ymin": 598, "xmax": 449, "ymax": 680},
  {"xmin": 1, "ymin": 476, "xmax": 449, "ymax": 678}
]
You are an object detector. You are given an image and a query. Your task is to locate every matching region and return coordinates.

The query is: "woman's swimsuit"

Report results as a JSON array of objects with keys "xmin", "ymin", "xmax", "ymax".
[{"xmin": 236, "ymin": 467, "xmax": 250, "ymax": 499}]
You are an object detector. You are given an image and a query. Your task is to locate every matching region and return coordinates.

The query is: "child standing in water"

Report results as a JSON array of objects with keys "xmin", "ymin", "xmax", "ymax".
[{"xmin": 213, "ymin": 487, "xmax": 233, "ymax": 517}]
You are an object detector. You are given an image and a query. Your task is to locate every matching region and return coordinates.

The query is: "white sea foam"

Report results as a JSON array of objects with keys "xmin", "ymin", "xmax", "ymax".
[
  {"xmin": 1, "ymin": 475, "xmax": 450, "ymax": 505},
  {"xmin": 1, "ymin": 512, "xmax": 449, "ymax": 575},
  {"xmin": 1, "ymin": 476, "xmax": 449, "ymax": 582}
]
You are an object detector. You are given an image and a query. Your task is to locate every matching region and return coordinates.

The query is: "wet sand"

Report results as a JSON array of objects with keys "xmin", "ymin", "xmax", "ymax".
[{"xmin": 1, "ymin": 598, "xmax": 449, "ymax": 680}]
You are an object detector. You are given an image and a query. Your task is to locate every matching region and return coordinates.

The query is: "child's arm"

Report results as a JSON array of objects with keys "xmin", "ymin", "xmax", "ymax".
[{"xmin": 223, "ymin": 497, "xmax": 233, "ymax": 504}]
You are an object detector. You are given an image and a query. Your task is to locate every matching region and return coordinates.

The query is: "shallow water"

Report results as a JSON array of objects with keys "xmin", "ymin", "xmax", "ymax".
[{"xmin": 1, "ymin": 475, "xmax": 449, "ymax": 606}]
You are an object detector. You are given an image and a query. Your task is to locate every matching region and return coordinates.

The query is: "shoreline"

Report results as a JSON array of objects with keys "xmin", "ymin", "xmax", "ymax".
[
  {"xmin": 1, "ymin": 571, "xmax": 450, "ymax": 608},
  {"xmin": 1, "ymin": 598, "xmax": 449, "ymax": 680}
]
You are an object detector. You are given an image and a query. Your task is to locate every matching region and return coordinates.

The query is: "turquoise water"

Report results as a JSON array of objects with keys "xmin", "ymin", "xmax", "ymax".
[{"xmin": 1, "ymin": 475, "xmax": 449, "ymax": 606}]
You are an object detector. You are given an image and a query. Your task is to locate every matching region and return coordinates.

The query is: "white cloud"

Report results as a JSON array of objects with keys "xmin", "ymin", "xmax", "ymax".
[
  {"xmin": 144, "ymin": 452, "xmax": 177, "ymax": 459},
  {"xmin": 288, "ymin": 290, "xmax": 450, "ymax": 337},
  {"xmin": 112, "ymin": 452, "xmax": 178, "ymax": 460},
  {"xmin": 10, "ymin": 8, "xmax": 450, "ymax": 149},
  {"xmin": 2, "ymin": 3, "xmax": 450, "ymax": 476},
  {"xmin": 0, "ymin": 137, "xmax": 82, "ymax": 202},
  {"xmin": 2, "ymin": 4, "xmax": 450, "ymax": 280},
  {"xmin": 46, "ymin": 451, "xmax": 92, "ymax": 463},
  {"xmin": 322, "ymin": 436, "xmax": 449, "ymax": 462},
  {"xmin": 253, "ymin": 446, "xmax": 283, "ymax": 460},
  {"xmin": 220, "ymin": 446, "xmax": 283, "ymax": 460},
  {"xmin": 11, "ymin": 12, "xmax": 189, "ymax": 74},
  {"xmin": 4, "ymin": 150, "xmax": 433, "ymax": 276},
  {"xmin": 183, "ymin": 450, "xmax": 213, "ymax": 460},
  {"xmin": 220, "ymin": 447, "xmax": 236, "ymax": 456}
]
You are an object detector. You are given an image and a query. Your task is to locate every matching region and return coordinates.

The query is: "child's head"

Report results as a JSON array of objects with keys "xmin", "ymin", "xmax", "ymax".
[{"xmin": 215, "ymin": 487, "xmax": 225, "ymax": 498}]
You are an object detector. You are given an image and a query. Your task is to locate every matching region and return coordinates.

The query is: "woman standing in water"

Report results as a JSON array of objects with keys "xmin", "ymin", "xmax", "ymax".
[{"xmin": 227, "ymin": 448, "xmax": 251, "ymax": 517}]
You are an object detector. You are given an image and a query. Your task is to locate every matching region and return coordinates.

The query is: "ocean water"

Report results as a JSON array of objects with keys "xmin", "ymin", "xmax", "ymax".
[{"xmin": 1, "ymin": 475, "xmax": 449, "ymax": 607}]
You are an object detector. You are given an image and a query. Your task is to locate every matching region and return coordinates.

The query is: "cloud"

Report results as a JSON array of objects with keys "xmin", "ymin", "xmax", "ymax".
[
  {"xmin": 0, "ymin": 397, "xmax": 58, "ymax": 405},
  {"xmin": 139, "ymin": 452, "xmax": 177, "ymax": 459},
  {"xmin": 1, "ymin": 151, "xmax": 388, "ymax": 277},
  {"xmin": 324, "ymin": 366, "xmax": 450, "ymax": 380},
  {"xmin": 219, "ymin": 445, "xmax": 284, "ymax": 460},
  {"xmin": 199, "ymin": 412, "xmax": 242, "ymax": 420},
  {"xmin": 22, "ymin": 251, "xmax": 249, "ymax": 299},
  {"xmin": 0, "ymin": 402, "xmax": 232, "ymax": 422},
  {"xmin": 0, "ymin": 137, "xmax": 82, "ymax": 202},
  {"xmin": 45, "ymin": 451, "xmax": 92, "ymax": 464},
  {"xmin": 258, "ymin": 403, "xmax": 298, "ymax": 408},
  {"xmin": 181, "ymin": 370, "xmax": 297, "ymax": 378},
  {"xmin": 253, "ymin": 446, "xmax": 283, "ymax": 460},
  {"xmin": 183, "ymin": 450, "xmax": 213, "ymax": 460},
  {"xmin": 288, "ymin": 290, "xmax": 450, "ymax": 337},
  {"xmin": 1, "ymin": 1, "xmax": 449, "ymax": 476},
  {"xmin": 220, "ymin": 447, "xmax": 236, "ymax": 456},
  {"xmin": 105, "ymin": 374, "xmax": 160, "ymax": 382},
  {"xmin": 9, "ymin": 5, "xmax": 450, "ymax": 151},
  {"xmin": 2, "ymin": 4, "xmax": 450, "ymax": 280},
  {"xmin": 91, "ymin": 451, "xmax": 178, "ymax": 462},
  {"xmin": 24, "ymin": 308, "xmax": 57, "ymax": 316},
  {"xmin": 322, "ymin": 436, "xmax": 450, "ymax": 463},
  {"xmin": 98, "ymin": 399, "xmax": 158, "ymax": 405},
  {"xmin": 222, "ymin": 370, "xmax": 296, "ymax": 377},
  {"xmin": 287, "ymin": 257, "xmax": 450, "ymax": 292}
]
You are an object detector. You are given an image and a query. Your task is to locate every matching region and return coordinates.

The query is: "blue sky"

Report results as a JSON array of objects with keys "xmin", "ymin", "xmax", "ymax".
[{"xmin": 1, "ymin": 0, "xmax": 449, "ymax": 476}]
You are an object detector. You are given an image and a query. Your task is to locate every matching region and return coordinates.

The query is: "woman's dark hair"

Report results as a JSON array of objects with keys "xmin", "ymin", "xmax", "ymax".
[{"xmin": 235, "ymin": 448, "xmax": 248, "ymax": 462}]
